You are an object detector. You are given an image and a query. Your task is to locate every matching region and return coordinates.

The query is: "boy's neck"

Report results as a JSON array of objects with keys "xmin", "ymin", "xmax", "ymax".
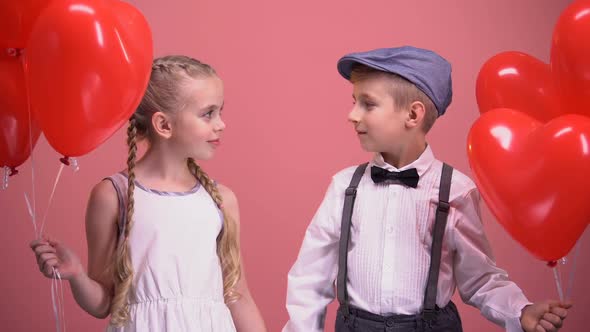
[{"xmin": 381, "ymin": 140, "xmax": 427, "ymax": 169}]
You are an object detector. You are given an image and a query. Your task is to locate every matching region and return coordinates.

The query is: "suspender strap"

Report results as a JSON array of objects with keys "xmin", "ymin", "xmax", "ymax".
[
  {"xmin": 422, "ymin": 163, "xmax": 453, "ymax": 322},
  {"xmin": 336, "ymin": 162, "xmax": 454, "ymax": 323},
  {"xmin": 336, "ymin": 163, "xmax": 368, "ymax": 318}
]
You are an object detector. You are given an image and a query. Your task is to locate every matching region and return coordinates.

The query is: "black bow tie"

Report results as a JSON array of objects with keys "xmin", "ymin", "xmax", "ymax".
[{"xmin": 370, "ymin": 166, "xmax": 420, "ymax": 188}]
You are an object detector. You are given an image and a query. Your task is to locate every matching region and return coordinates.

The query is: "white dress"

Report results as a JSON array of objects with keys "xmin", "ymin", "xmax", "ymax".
[{"xmin": 105, "ymin": 173, "xmax": 236, "ymax": 332}]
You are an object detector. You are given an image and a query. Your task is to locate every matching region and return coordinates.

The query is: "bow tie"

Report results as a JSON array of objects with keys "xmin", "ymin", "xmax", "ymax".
[{"xmin": 370, "ymin": 166, "xmax": 420, "ymax": 188}]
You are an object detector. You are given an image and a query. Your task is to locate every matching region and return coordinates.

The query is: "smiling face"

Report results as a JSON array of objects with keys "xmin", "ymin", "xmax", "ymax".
[
  {"xmin": 168, "ymin": 75, "xmax": 225, "ymax": 161},
  {"xmin": 348, "ymin": 72, "xmax": 410, "ymax": 153}
]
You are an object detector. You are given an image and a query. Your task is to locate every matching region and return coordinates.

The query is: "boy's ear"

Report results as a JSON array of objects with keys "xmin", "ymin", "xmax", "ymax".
[
  {"xmin": 406, "ymin": 101, "xmax": 426, "ymax": 129},
  {"xmin": 152, "ymin": 111, "xmax": 173, "ymax": 139}
]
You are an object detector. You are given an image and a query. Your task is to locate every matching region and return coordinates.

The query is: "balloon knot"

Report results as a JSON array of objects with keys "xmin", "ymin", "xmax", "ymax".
[{"xmin": 59, "ymin": 156, "xmax": 71, "ymax": 166}]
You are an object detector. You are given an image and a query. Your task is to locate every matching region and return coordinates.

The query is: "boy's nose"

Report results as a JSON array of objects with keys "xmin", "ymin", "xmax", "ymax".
[{"xmin": 348, "ymin": 106, "xmax": 361, "ymax": 123}]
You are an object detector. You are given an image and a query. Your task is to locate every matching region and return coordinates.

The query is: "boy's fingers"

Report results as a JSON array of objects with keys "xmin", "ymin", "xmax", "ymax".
[
  {"xmin": 542, "ymin": 313, "xmax": 562, "ymax": 328},
  {"xmin": 535, "ymin": 324, "xmax": 546, "ymax": 332},
  {"xmin": 539, "ymin": 319, "xmax": 557, "ymax": 332},
  {"xmin": 550, "ymin": 306, "xmax": 568, "ymax": 319},
  {"xmin": 561, "ymin": 301, "xmax": 573, "ymax": 309}
]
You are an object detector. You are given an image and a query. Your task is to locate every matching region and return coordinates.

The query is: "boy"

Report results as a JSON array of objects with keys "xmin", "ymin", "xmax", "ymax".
[{"xmin": 283, "ymin": 46, "xmax": 570, "ymax": 332}]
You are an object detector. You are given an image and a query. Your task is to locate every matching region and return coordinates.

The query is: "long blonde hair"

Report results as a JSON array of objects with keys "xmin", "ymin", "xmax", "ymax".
[{"xmin": 109, "ymin": 56, "xmax": 241, "ymax": 326}]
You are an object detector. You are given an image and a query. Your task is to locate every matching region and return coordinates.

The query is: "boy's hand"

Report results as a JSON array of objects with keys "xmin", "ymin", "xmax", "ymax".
[{"xmin": 520, "ymin": 300, "xmax": 572, "ymax": 332}]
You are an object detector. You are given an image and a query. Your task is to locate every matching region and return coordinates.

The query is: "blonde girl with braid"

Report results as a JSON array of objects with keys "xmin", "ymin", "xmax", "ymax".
[{"xmin": 30, "ymin": 55, "xmax": 267, "ymax": 331}]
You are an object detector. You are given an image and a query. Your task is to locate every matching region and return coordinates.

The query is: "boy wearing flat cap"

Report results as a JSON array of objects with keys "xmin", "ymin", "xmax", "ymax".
[{"xmin": 283, "ymin": 46, "xmax": 571, "ymax": 332}]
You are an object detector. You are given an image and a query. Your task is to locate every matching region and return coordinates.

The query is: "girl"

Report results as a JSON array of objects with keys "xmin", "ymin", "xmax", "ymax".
[{"xmin": 30, "ymin": 55, "xmax": 267, "ymax": 331}]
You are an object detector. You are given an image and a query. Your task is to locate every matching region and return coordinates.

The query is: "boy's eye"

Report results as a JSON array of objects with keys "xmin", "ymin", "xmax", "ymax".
[{"xmin": 203, "ymin": 110, "xmax": 214, "ymax": 118}]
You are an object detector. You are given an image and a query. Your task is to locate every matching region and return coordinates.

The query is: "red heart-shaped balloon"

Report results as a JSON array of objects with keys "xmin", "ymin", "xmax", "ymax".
[
  {"xmin": 26, "ymin": 0, "xmax": 153, "ymax": 157},
  {"xmin": 467, "ymin": 109, "xmax": 590, "ymax": 261},
  {"xmin": 552, "ymin": 0, "xmax": 590, "ymax": 117},
  {"xmin": 0, "ymin": 53, "xmax": 41, "ymax": 169},
  {"xmin": 476, "ymin": 52, "xmax": 560, "ymax": 123},
  {"xmin": 477, "ymin": 1, "xmax": 590, "ymax": 123},
  {"xmin": 0, "ymin": 0, "xmax": 51, "ymax": 49}
]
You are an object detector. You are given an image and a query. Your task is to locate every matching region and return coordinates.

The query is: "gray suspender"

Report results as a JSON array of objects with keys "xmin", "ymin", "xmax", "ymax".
[
  {"xmin": 336, "ymin": 162, "xmax": 369, "ymax": 317},
  {"xmin": 423, "ymin": 163, "xmax": 453, "ymax": 320},
  {"xmin": 336, "ymin": 163, "xmax": 453, "ymax": 322}
]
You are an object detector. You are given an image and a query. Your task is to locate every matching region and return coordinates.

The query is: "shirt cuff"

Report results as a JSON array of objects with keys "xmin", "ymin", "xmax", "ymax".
[{"xmin": 504, "ymin": 301, "xmax": 532, "ymax": 332}]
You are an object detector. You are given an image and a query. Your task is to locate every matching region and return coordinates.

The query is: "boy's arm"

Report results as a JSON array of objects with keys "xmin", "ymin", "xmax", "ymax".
[
  {"xmin": 452, "ymin": 188, "xmax": 531, "ymax": 332},
  {"xmin": 283, "ymin": 178, "xmax": 342, "ymax": 332}
]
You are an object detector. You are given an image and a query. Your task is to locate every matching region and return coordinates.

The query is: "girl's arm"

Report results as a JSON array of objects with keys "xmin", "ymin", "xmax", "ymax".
[
  {"xmin": 31, "ymin": 179, "xmax": 119, "ymax": 319},
  {"xmin": 219, "ymin": 184, "xmax": 267, "ymax": 332}
]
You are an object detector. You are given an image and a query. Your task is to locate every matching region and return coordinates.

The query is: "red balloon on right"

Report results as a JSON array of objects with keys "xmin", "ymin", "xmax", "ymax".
[
  {"xmin": 551, "ymin": 0, "xmax": 590, "ymax": 118},
  {"xmin": 468, "ymin": 109, "xmax": 590, "ymax": 262}
]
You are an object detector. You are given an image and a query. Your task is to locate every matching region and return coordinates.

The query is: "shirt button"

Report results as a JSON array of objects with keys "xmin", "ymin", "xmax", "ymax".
[{"xmin": 387, "ymin": 225, "xmax": 393, "ymax": 233}]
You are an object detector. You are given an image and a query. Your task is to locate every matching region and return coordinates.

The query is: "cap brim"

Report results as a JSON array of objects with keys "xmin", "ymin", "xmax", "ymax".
[{"xmin": 337, "ymin": 56, "xmax": 394, "ymax": 81}]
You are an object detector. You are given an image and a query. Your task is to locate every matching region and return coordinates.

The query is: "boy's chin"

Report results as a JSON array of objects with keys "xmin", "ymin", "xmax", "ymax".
[{"xmin": 358, "ymin": 142, "xmax": 378, "ymax": 153}]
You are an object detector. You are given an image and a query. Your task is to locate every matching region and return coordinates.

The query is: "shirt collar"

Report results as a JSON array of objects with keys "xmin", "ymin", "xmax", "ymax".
[{"xmin": 370, "ymin": 144, "xmax": 435, "ymax": 177}]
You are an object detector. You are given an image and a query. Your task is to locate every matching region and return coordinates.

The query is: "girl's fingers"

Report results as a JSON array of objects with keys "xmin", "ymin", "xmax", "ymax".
[{"xmin": 42, "ymin": 258, "xmax": 59, "ymax": 278}]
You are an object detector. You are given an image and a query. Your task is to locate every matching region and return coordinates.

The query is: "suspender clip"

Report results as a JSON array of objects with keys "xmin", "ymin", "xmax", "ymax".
[
  {"xmin": 345, "ymin": 187, "xmax": 357, "ymax": 196},
  {"xmin": 422, "ymin": 308, "xmax": 436, "ymax": 322},
  {"xmin": 438, "ymin": 200, "xmax": 450, "ymax": 213}
]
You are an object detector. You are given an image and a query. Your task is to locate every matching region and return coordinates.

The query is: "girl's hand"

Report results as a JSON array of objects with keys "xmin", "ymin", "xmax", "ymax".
[{"xmin": 30, "ymin": 237, "xmax": 84, "ymax": 280}]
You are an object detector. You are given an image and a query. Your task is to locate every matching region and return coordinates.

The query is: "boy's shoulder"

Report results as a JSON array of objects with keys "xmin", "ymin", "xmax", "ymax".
[
  {"xmin": 444, "ymin": 163, "xmax": 476, "ymax": 190},
  {"xmin": 443, "ymin": 162, "xmax": 478, "ymax": 203},
  {"xmin": 318, "ymin": 164, "xmax": 367, "ymax": 197},
  {"xmin": 333, "ymin": 164, "xmax": 365, "ymax": 180}
]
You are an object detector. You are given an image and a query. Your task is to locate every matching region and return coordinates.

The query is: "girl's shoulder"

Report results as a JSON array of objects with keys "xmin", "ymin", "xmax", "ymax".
[
  {"xmin": 215, "ymin": 183, "xmax": 240, "ymax": 221},
  {"xmin": 90, "ymin": 177, "xmax": 121, "ymax": 210},
  {"xmin": 216, "ymin": 183, "xmax": 237, "ymax": 206},
  {"xmin": 85, "ymin": 177, "xmax": 120, "ymax": 235}
]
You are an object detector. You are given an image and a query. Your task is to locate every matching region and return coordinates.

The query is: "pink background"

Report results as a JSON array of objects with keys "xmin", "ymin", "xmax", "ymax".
[{"xmin": 1, "ymin": 0, "xmax": 588, "ymax": 331}]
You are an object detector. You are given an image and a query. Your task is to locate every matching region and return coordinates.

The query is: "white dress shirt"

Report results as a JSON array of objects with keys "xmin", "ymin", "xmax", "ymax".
[{"xmin": 283, "ymin": 146, "xmax": 530, "ymax": 332}]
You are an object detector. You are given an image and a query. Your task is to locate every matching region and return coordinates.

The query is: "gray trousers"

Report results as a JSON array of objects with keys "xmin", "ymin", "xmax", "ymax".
[{"xmin": 335, "ymin": 301, "xmax": 463, "ymax": 332}]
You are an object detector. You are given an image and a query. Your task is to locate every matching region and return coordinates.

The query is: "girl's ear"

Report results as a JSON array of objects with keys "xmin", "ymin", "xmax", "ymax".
[{"xmin": 151, "ymin": 112, "xmax": 173, "ymax": 139}]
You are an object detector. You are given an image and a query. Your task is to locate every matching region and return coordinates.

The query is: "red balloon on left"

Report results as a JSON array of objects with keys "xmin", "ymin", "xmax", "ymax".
[
  {"xmin": 0, "ymin": 0, "xmax": 52, "ymax": 49},
  {"xmin": 26, "ymin": 0, "xmax": 153, "ymax": 157},
  {"xmin": 0, "ymin": 53, "xmax": 41, "ymax": 171}
]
